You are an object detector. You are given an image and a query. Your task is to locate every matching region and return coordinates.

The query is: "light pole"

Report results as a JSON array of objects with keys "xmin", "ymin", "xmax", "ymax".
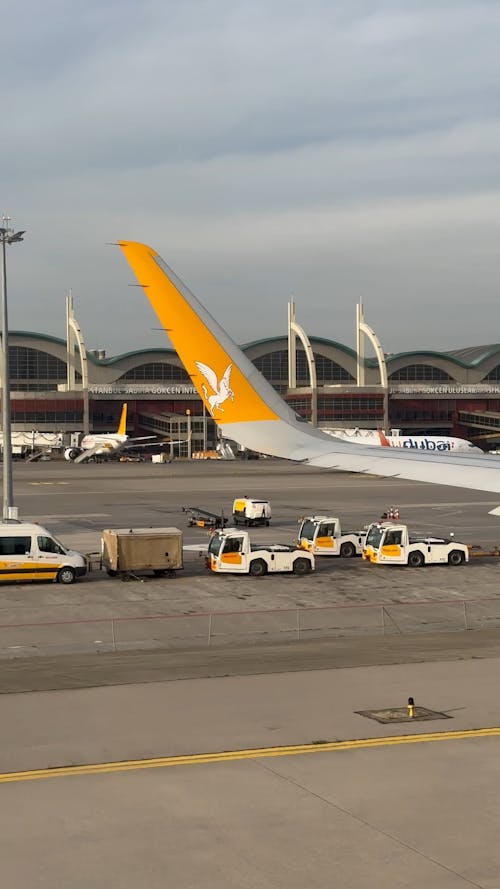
[
  {"xmin": 0, "ymin": 217, "xmax": 25, "ymax": 521},
  {"xmin": 186, "ymin": 409, "xmax": 192, "ymax": 459},
  {"xmin": 202, "ymin": 401, "xmax": 207, "ymax": 452}
]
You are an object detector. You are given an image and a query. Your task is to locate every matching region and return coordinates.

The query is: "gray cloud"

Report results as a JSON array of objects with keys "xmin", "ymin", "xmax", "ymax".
[{"xmin": 1, "ymin": 0, "xmax": 500, "ymax": 355}]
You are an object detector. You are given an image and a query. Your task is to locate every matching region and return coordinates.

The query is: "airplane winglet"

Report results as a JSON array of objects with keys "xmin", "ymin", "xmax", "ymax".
[{"xmin": 118, "ymin": 241, "xmax": 287, "ymax": 426}]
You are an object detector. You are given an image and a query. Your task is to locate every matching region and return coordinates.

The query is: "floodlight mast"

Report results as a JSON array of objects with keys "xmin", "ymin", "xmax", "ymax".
[{"xmin": 0, "ymin": 217, "xmax": 25, "ymax": 521}]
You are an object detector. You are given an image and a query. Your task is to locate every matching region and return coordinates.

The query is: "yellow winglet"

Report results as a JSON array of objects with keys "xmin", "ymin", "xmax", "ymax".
[{"xmin": 118, "ymin": 242, "xmax": 279, "ymax": 425}]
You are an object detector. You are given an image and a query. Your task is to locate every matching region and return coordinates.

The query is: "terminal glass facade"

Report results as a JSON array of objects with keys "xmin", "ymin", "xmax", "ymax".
[
  {"xmin": 484, "ymin": 365, "xmax": 500, "ymax": 380},
  {"xmin": 118, "ymin": 363, "xmax": 190, "ymax": 381},
  {"xmin": 9, "ymin": 346, "xmax": 70, "ymax": 390},
  {"xmin": 389, "ymin": 365, "xmax": 451, "ymax": 381},
  {"xmin": 254, "ymin": 349, "xmax": 353, "ymax": 384}
]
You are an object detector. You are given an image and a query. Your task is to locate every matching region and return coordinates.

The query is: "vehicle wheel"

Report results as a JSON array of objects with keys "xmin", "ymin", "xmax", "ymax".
[
  {"xmin": 234, "ymin": 517, "xmax": 239, "ymax": 526},
  {"xmin": 106, "ymin": 569, "xmax": 118, "ymax": 577},
  {"xmin": 249, "ymin": 559, "xmax": 267, "ymax": 577},
  {"xmin": 407, "ymin": 551, "xmax": 425, "ymax": 567},
  {"xmin": 57, "ymin": 566, "xmax": 76, "ymax": 584},
  {"xmin": 265, "ymin": 520, "xmax": 270, "ymax": 526},
  {"xmin": 293, "ymin": 558, "xmax": 311, "ymax": 576},
  {"xmin": 340, "ymin": 541, "xmax": 356, "ymax": 558},
  {"xmin": 153, "ymin": 569, "xmax": 167, "ymax": 577},
  {"xmin": 448, "ymin": 550, "xmax": 465, "ymax": 566}
]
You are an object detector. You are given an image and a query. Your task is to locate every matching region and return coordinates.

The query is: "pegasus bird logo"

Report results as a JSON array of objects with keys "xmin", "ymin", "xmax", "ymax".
[{"xmin": 195, "ymin": 361, "xmax": 234, "ymax": 416}]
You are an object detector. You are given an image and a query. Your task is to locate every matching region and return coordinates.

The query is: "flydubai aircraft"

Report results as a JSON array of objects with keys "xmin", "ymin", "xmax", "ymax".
[
  {"xmin": 64, "ymin": 404, "xmax": 162, "ymax": 463},
  {"xmin": 117, "ymin": 241, "xmax": 500, "ymax": 498},
  {"xmin": 324, "ymin": 428, "xmax": 483, "ymax": 453}
]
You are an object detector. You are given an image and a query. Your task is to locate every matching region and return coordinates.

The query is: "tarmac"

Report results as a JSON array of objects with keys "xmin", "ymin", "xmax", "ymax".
[
  {"xmin": 1, "ymin": 459, "xmax": 500, "ymax": 659},
  {"xmin": 2, "ymin": 459, "xmax": 500, "ymax": 887}
]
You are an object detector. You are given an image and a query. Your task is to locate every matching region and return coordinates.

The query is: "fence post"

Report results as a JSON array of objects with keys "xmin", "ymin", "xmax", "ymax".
[
  {"xmin": 296, "ymin": 608, "xmax": 301, "ymax": 641},
  {"xmin": 207, "ymin": 613, "xmax": 213, "ymax": 646},
  {"xmin": 463, "ymin": 600, "xmax": 469, "ymax": 631},
  {"xmin": 111, "ymin": 618, "xmax": 116, "ymax": 653}
]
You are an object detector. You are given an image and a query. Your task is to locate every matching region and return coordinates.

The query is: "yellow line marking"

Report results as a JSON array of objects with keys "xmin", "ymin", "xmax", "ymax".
[{"xmin": 1, "ymin": 727, "xmax": 500, "ymax": 784}]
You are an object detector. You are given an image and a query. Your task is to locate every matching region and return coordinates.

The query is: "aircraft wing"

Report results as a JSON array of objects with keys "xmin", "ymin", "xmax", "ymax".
[
  {"xmin": 74, "ymin": 444, "xmax": 104, "ymax": 463},
  {"xmin": 121, "ymin": 437, "xmax": 173, "ymax": 451},
  {"xmin": 118, "ymin": 241, "xmax": 500, "ymax": 496}
]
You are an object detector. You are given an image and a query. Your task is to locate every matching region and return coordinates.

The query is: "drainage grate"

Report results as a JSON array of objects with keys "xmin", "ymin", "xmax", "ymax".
[{"xmin": 355, "ymin": 706, "xmax": 452, "ymax": 724}]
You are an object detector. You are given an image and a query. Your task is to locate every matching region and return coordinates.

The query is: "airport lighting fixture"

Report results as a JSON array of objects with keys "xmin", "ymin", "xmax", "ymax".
[
  {"xmin": 0, "ymin": 218, "xmax": 25, "ymax": 521},
  {"xmin": 186, "ymin": 409, "xmax": 192, "ymax": 459}
]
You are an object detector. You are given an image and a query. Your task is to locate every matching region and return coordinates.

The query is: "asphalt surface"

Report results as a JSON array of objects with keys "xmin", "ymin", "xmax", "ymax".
[
  {"xmin": 2, "ymin": 458, "xmax": 500, "ymax": 888},
  {"xmin": 1, "ymin": 459, "xmax": 500, "ymax": 661},
  {"xmin": 2, "ymin": 652, "xmax": 500, "ymax": 888}
]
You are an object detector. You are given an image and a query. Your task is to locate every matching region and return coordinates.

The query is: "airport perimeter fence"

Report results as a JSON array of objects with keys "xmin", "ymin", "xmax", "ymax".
[{"xmin": 1, "ymin": 597, "xmax": 500, "ymax": 658}]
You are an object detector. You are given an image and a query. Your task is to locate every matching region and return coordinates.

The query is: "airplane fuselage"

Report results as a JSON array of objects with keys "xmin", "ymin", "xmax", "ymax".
[
  {"xmin": 324, "ymin": 429, "xmax": 482, "ymax": 453},
  {"xmin": 80, "ymin": 433, "xmax": 128, "ymax": 455}
]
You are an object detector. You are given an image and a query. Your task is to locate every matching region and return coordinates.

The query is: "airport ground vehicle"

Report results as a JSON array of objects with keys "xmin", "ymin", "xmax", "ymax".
[
  {"xmin": 101, "ymin": 527, "xmax": 183, "ymax": 579},
  {"xmin": 362, "ymin": 522, "xmax": 469, "ymax": 567},
  {"xmin": 182, "ymin": 506, "xmax": 228, "ymax": 529},
  {"xmin": 233, "ymin": 498, "xmax": 271, "ymax": 527},
  {"xmin": 297, "ymin": 515, "xmax": 367, "ymax": 557},
  {"xmin": 0, "ymin": 523, "xmax": 87, "ymax": 584},
  {"xmin": 207, "ymin": 528, "xmax": 314, "ymax": 576}
]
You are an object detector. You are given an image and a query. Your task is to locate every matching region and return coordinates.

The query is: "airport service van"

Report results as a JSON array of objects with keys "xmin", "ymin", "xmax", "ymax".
[
  {"xmin": 362, "ymin": 522, "xmax": 469, "ymax": 567},
  {"xmin": 207, "ymin": 529, "xmax": 314, "ymax": 576},
  {"xmin": 232, "ymin": 498, "xmax": 271, "ymax": 527},
  {"xmin": 0, "ymin": 523, "xmax": 87, "ymax": 584},
  {"xmin": 297, "ymin": 515, "xmax": 367, "ymax": 557}
]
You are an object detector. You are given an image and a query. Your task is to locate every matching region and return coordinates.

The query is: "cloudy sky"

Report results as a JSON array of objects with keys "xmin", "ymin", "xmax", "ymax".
[{"xmin": 2, "ymin": 0, "xmax": 499, "ymax": 356}]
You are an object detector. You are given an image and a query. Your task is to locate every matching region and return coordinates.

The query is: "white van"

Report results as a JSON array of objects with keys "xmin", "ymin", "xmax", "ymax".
[{"xmin": 0, "ymin": 523, "xmax": 87, "ymax": 584}]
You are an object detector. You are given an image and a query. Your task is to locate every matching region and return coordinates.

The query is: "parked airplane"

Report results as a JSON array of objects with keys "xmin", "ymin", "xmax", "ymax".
[
  {"xmin": 64, "ymin": 404, "xmax": 165, "ymax": 463},
  {"xmin": 324, "ymin": 428, "xmax": 483, "ymax": 453},
  {"xmin": 117, "ymin": 241, "xmax": 500, "ymax": 496}
]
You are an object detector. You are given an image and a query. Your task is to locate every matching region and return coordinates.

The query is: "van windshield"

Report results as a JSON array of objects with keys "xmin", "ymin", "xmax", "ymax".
[
  {"xmin": 208, "ymin": 536, "xmax": 222, "ymax": 557},
  {"xmin": 365, "ymin": 526, "xmax": 384, "ymax": 549},
  {"xmin": 299, "ymin": 520, "xmax": 316, "ymax": 540}
]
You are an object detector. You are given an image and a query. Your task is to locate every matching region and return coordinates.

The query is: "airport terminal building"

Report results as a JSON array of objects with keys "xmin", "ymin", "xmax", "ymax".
[{"xmin": 5, "ymin": 330, "xmax": 500, "ymax": 453}]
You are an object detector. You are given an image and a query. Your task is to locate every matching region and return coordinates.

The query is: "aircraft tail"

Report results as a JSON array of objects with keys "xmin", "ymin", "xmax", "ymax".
[
  {"xmin": 117, "ymin": 403, "xmax": 127, "ymax": 436},
  {"xmin": 117, "ymin": 242, "xmax": 297, "ymax": 437},
  {"xmin": 377, "ymin": 430, "xmax": 391, "ymax": 447}
]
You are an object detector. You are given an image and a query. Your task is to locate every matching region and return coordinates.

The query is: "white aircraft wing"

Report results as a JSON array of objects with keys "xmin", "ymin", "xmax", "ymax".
[
  {"xmin": 118, "ymin": 241, "xmax": 500, "ymax": 497},
  {"xmin": 74, "ymin": 444, "xmax": 105, "ymax": 463},
  {"xmin": 122, "ymin": 437, "xmax": 177, "ymax": 451}
]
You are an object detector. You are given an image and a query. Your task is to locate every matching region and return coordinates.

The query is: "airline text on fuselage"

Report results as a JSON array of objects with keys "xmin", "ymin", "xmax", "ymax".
[{"xmin": 392, "ymin": 438, "xmax": 454, "ymax": 451}]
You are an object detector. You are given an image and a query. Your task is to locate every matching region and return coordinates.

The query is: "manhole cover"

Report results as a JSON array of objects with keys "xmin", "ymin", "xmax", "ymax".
[{"xmin": 355, "ymin": 706, "xmax": 452, "ymax": 724}]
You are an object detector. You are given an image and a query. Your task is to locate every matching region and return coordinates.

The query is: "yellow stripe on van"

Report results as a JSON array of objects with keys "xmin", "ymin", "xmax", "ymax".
[
  {"xmin": 0, "ymin": 561, "xmax": 60, "ymax": 583},
  {"xmin": 118, "ymin": 242, "xmax": 278, "ymax": 425}
]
